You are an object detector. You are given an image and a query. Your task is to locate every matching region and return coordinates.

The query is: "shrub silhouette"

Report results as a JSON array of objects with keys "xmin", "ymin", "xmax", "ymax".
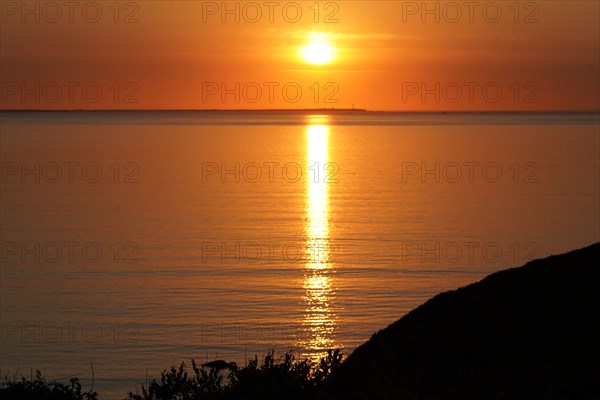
[
  {"xmin": 127, "ymin": 349, "xmax": 343, "ymax": 400},
  {"xmin": 0, "ymin": 370, "xmax": 98, "ymax": 400}
]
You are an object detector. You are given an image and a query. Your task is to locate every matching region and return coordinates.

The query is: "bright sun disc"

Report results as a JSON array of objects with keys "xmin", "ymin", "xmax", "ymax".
[{"xmin": 301, "ymin": 39, "xmax": 335, "ymax": 65}]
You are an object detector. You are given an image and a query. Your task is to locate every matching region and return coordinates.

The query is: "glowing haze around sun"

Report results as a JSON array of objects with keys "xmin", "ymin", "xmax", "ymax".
[{"xmin": 300, "ymin": 33, "xmax": 335, "ymax": 65}]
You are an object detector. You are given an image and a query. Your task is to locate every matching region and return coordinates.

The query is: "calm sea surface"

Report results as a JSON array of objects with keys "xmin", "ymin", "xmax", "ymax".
[{"xmin": 1, "ymin": 111, "xmax": 599, "ymax": 398}]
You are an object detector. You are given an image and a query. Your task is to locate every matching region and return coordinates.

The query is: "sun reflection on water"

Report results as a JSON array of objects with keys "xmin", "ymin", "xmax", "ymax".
[{"xmin": 300, "ymin": 117, "xmax": 338, "ymax": 360}]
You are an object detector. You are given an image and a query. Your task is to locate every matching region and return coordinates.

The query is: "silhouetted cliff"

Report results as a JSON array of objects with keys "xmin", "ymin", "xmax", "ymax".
[{"xmin": 326, "ymin": 243, "xmax": 600, "ymax": 400}]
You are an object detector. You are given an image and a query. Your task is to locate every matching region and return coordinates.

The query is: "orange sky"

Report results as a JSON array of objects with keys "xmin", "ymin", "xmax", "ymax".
[{"xmin": 1, "ymin": 1, "xmax": 598, "ymax": 111}]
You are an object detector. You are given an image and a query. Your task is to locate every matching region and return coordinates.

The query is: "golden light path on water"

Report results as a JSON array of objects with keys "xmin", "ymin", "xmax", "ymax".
[{"xmin": 300, "ymin": 116, "xmax": 339, "ymax": 360}]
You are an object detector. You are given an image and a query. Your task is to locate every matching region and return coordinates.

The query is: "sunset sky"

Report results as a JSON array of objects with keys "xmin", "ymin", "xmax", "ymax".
[{"xmin": 1, "ymin": 1, "xmax": 598, "ymax": 110}]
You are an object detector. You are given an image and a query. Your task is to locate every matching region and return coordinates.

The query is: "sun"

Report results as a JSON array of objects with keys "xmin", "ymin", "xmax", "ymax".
[{"xmin": 300, "ymin": 36, "xmax": 335, "ymax": 65}]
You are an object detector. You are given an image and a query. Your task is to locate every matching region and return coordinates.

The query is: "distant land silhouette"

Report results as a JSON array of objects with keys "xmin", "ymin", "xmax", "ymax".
[
  {"xmin": 326, "ymin": 242, "xmax": 600, "ymax": 400},
  {"xmin": 0, "ymin": 108, "xmax": 369, "ymax": 113},
  {"xmin": 3, "ymin": 109, "xmax": 599, "ymax": 113}
]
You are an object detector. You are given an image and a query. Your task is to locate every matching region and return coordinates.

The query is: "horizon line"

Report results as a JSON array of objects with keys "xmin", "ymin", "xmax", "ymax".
[{"xmin": 1, "ymin": 109, "xmax": 599, "ymax": 113}]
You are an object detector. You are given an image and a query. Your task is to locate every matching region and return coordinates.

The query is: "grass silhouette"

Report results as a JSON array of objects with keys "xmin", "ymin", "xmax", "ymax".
[
  {"xmin": 127, "ymin": 349, "xmax": 342, "ymax": 400},
  {"xmin": 1, "ymin": 370, "xmax": 98, "ymax": 400}
]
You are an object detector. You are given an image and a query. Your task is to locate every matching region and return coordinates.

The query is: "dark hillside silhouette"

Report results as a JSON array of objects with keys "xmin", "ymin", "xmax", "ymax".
[{"xmin": 326, "ymin": 243, "xmax": 600, "ymax": 400}]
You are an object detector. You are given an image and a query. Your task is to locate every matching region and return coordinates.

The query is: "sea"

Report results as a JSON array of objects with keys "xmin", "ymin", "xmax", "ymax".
[{"xmin": 1, "ymin": 111, "xmax": 599, "ymax": 398}]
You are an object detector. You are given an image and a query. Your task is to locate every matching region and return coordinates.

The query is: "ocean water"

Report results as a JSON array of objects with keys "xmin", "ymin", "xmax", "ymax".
[{"xmin": 1, "ymin": 111, "xmax": 599, "ymax": 398}]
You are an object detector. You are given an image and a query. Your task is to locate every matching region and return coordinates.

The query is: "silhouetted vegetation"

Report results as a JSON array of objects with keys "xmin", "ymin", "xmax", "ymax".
[
  {"xmin": 127, "ymin": 349, "xmax": 342, "ymax": 400},
  {"xmin": 0, "ymin": 370, "xmax": 98, "ymax": 400}
]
